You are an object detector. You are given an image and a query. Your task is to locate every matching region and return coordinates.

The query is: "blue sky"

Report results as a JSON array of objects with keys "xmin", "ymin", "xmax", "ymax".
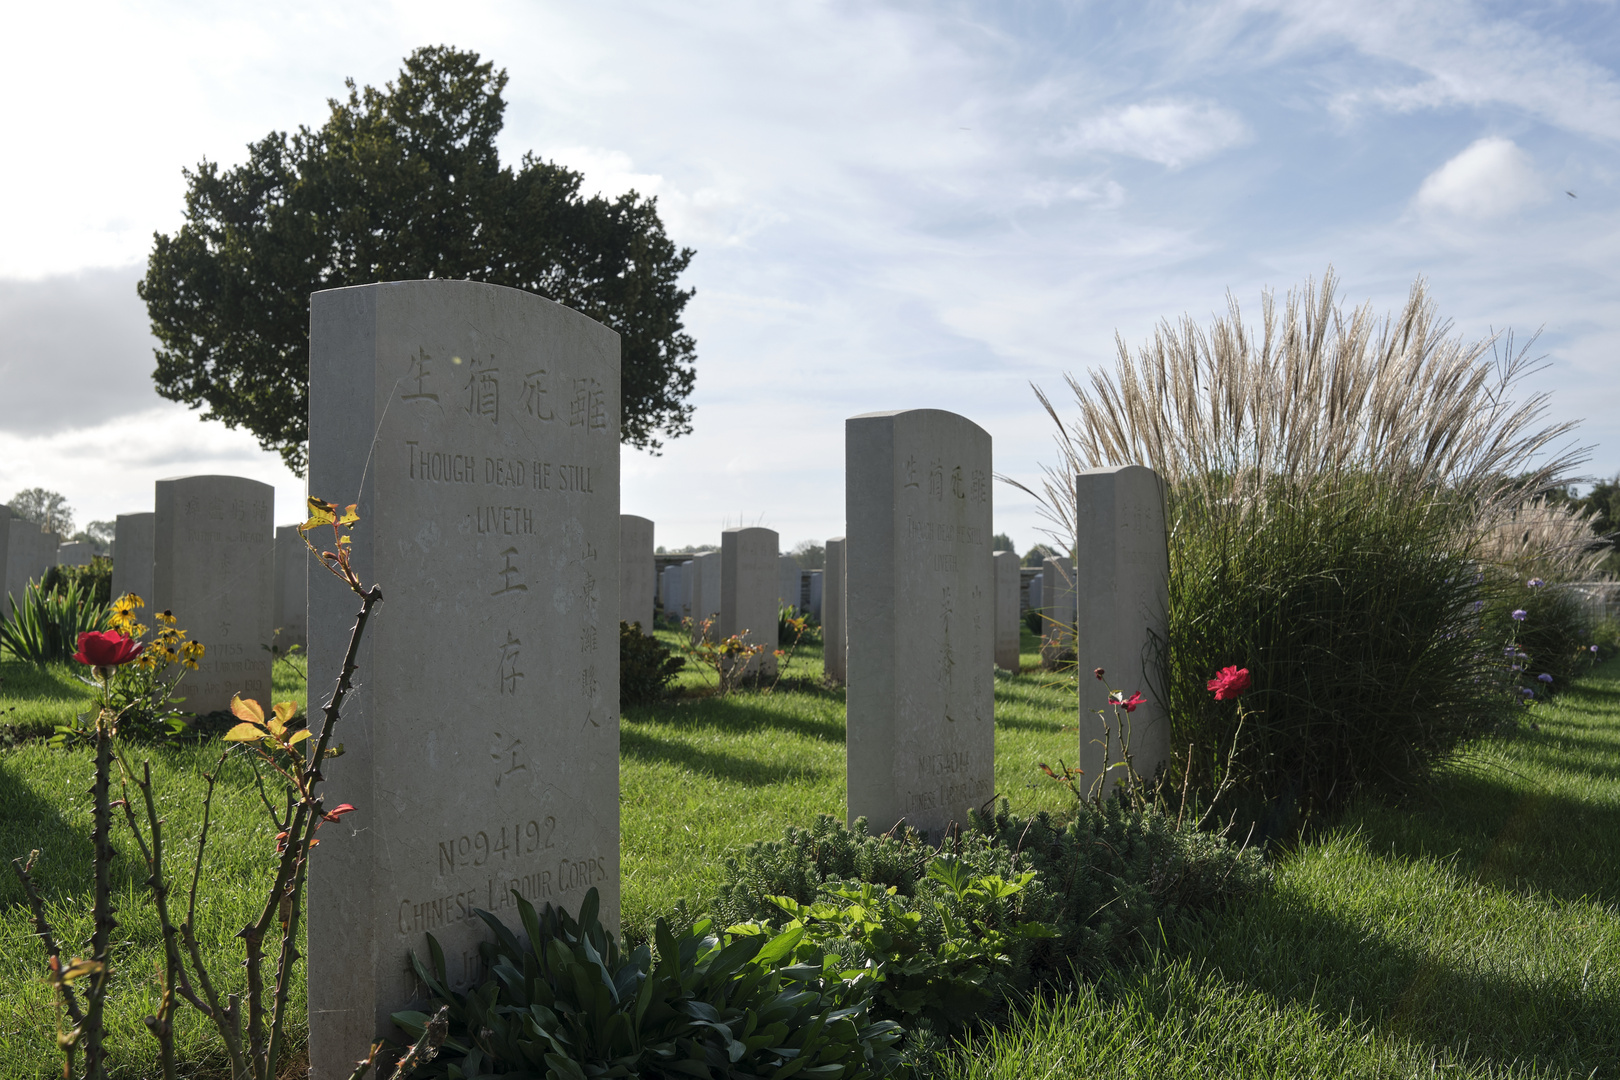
[{"xmin": 2, "ymin": 0, "xmax": 1617, "ymax": 552}]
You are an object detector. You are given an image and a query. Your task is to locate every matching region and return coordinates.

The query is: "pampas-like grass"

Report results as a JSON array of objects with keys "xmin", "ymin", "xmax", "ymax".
[{"xmin": 1013, "ymin": 269, "xmax": 1592, "ymax": 830}]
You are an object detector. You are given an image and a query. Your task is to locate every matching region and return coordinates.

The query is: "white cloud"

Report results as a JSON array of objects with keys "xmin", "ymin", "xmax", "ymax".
[
  {"xmin": 1060, "ymin": 99, "xmax": 1251, "ymax": 168},
  {"xmin": 1415, "ymin": 136, "xmax": 1544, "ymax": 218}
]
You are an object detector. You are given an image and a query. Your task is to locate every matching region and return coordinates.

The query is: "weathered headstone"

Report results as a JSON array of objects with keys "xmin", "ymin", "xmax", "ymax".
[
  {"xmin": 993, "ymin": 550, "xmax": 1021, "ymax": 671},
  {"xmin": 680, "ymin": 558, "xmax": 696, "ymax": 620},
  {"xmin": 272, "ymin": 526, "xmax": 310, "ymax": 656},
  {"xmin": 111, "ymin": 512, "xmax": 155, "ymax": 604},
  {"xmin": 660, "ymin": 564, "xmax": 679, "ymax": 617},
  {"xmin": 807, "ymin": 570, "xmax": 823, "ymax": 620},
  {"xmin": 720, "ymin": 527, "xmax": 779, "ymax": 677},
  {"xmin": 5, "ymin": 520, "xmax": 58, "ymax": 610},
  {"xmin": 1074, "ymin": 466, "xmax": 1171, "ymax": 792},
  {"xmin": 690, "ymin": 551, "xmax": 720, "ymax": 643},
  {"xmin": 1039, "ymin": 556, "xmax": 1076, "ymax": 669},
  {"xmin": 0, "ymin": 509, "xmax": 12, "ymax": 613},
  {"xmin": 305, "ymin": 279, "xmax": 621, "ymax": 1077},
  {"xmin": 823, "ymin": 537, "xmax": 846, "ymax": 684},
  {"xmin": 846, "ymin": 410, "xmax": 993, "ymax": 839},
  {"xmin": 620, "ymin": 515, "xmax": 655, "ymax": 634},
  {"xmin": 57, "ymin": 540, "xmax": 95, "ymax": 566},
  {"xmin": 1029, "ymin": 571, "xmax": 1043, "ymax": 615},
  {"xmin": 778, "ymin": 554, "xmax": 802, "ymax": 614},
  {"xmin": 152, "ymin": 476, "xmax": 273, "ymax": 715}
]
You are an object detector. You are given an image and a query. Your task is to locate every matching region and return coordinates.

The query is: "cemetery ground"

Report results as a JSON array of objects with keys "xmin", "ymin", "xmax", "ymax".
[{"xmin": 0, "ymin": 637, "xmax": 1616, "ymax": 1077}]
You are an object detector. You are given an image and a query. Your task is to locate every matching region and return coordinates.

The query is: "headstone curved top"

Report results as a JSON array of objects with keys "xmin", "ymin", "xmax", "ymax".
[
  {"xmin": 305, "ymin": 279, "xmax": 621, "ymax": 1077},
  {"xmin": 845, "ymin": 409, "xmax": 993, "ymax": 840}
]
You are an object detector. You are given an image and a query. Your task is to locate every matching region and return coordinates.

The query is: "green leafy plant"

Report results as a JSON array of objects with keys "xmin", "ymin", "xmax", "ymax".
[
  {"xmin": 1, "ymin": 578, "xmax": 110, "ymax": 665},
  {"xmin": 679, "ymin": 616, "xmax": 767, "ymax": 695},
  {"xmin": 42, "ymin": 557, "xmax": 114, "ymax": 607},
  {"xmin": 396, "ymin": 886, "xmax": 906, "ymax": 1080},
  {"xmin": 50, "ymin": 594, "xmax": 206, "ymax": 746},
  {"xmin": 1491, "ymin": 579, "xmax": 1599, "ymax": 705},
  {"xmin": 620, "ymin": 620, "xmax": 685, "ymax": 706}
]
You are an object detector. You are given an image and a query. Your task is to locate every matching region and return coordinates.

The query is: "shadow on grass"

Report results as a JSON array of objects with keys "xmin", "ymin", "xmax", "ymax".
[
  {"xmin": 619, "ymin": 726, "xmax": 834, "ymax": 786},
  {"xmin": 627, "ymin": 692, "xmax": 845, "ymax": 742},
  {"xmin": 1179, "ymin": 889, "xmax": 1620, "ymax": 1078},
  {"xmin": 0, "ymin": 754, "xmax": 95, "ymax": 907}
]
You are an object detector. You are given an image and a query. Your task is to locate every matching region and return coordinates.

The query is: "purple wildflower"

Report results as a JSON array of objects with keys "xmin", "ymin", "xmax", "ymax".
[
  {"xmin": 1538, "ymin": 673, "xmax": 1553, "ymax": 683},
  {"xmin": 1528, "ymin": 578, "xmax": 1545, "ymax": 588},
  {"xmin": 1512, "ymin": 609, "xmax": 1528, "ymax": 622}
]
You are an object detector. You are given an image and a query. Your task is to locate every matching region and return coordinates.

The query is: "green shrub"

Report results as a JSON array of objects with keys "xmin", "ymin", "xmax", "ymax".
[
  {"xmin": 41, "ymin": 556, "xmax": 113, "ymax": 607},
  {"xmin": 396, "ymin": 887, "xmax": 905, "ymax": 1079},
  {"xmin": 1, "ymin": 578, "xmax": 109, "ymax": 665},
  {"xmin": 1490, "ymin": 580, "xmax": 1600, "ymax": 702},
  {"xmin": 1024, "ymin": 609, "xmax": 1042, "ymax": 636},
  {"xmin": 620, "ymin": 620, "xmax": 684, "ymax": 706},
  {"xmin": 715, "ymin": 806, "xmax": 1268, "ymax": 1000}
]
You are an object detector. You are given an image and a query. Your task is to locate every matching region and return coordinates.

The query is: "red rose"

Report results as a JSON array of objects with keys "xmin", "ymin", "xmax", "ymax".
[
  {"xmin": 1207, "ymin": 666, "xmax": 1250, "ymax": 701},
  {"xmin": 1121, "ymin": 691, "xmax": 1145, "ymax": 713},
  {"xmin": 74, "ymin": 630, "xmax": 144, "ymax": 668}
]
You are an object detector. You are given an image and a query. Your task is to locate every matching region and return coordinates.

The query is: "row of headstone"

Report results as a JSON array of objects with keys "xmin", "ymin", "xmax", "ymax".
[
  {"xmin": 282, "ymin": 281, "xmax": 1169, "ymax": 1078},
  {"xmin": 1, "ymin": 507, "xmax": 61, "ymax": 612}
]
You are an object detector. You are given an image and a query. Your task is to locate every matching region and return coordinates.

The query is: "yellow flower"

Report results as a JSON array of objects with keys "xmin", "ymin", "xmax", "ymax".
[{"xmin": 155, "ymin": 610, "xmax": 177, "ymax": 627}]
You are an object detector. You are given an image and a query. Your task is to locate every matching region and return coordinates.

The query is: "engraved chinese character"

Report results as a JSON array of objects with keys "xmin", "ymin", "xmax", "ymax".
[
  {"xmin": 521, "ymin": 367, "xmax": 554, "ymax": 420},
  {"xmin": 951, "ymin": 465, "xmax": 965, "ymax": 500},
  {"xmin": 928, "ymin": 459, "xmax": 944, "ymax": 501},
  {"xmin": 581, "ymin": 665, "xmax": 599, "ymax": 700},
  {"xmin": 903, "ymin": 455, "xmax": 920, "ymax": 488},
  {"xmin": 183, "ymin": 497, "xmax": 200, "ymax": 517},
  {"xmin": 498, "ymin": 633, "xmax": 525, "ymax": 694},
  {"xmin": 491, "ymin": 731, "xmax": 528, "ymax": 786},
  {"xmin": 464, "ymin": 357, "xmax": 499, "ymax": 424},
  {"xmin": 970, "ymin": 468, "xmax": 988, "ymax": 504},
  {"xmin": 403, "ymin": 348, "xmax": 439, "ymax": 402},
  {"xmin": 569, "ymin": 378, "xmax": 607, "ymax": 432},
  {"xmin": 580, "ymin": 624, "xmax": 598, "ymax": 654},
  {"xmin": 492, "ymin": 548, "xmax": 528, "ymax": 595},
  {"xmin": 581, "ymin": 572, "xmax": 599, "ymax": 618}
]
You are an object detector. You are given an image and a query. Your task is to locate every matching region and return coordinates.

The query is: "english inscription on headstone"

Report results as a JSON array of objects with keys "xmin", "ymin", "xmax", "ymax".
[
  {"xmin": 305, "ymin": 280, "xmax": 621, "ymax": 1078},
  {"xmin": 152, "ymin": 475, "xmax": 274, "ymax": 715},
  {"xmin": 845, "ymin": 410, "xmax": 993, "ymax": 839}
]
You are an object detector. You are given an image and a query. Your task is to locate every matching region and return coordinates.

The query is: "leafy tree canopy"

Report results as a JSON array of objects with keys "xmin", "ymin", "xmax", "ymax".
[
  {"xmin": 7, "ymin": 488, "xmax": 74, "ymax": 534},
  {"xmin": 140, "ymin": 46, "xmax": 698, "ymax": 474},
  {"xmin": 991, "ymin": 532, "xmax": 1015, "ymax": 552}
]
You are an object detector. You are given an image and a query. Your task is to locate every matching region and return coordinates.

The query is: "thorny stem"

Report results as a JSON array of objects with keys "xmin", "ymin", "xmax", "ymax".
[
  {"xmin": 113, "ymin": 755, "xmax": 186, "ymax": 1080},
  {"xmin": 84, "ymin": 710, "xmax": 118, "ymax": 1080},
  {"xmin": 10, "ymin": 852, "xmax": 86, "ymax": 1029}
]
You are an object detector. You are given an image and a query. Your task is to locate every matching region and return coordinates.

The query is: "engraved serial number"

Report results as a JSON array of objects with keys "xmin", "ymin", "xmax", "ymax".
[{"xmin": 437, "ymin": 817, "xmax": 555, "ymax": 874}]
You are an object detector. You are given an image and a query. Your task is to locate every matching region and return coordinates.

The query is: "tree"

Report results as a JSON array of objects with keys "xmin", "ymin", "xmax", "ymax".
[
  {"xmin": 991, "ymin": 532, "xmax": 1015, "ymax": 553},
  {"xmin": 789, "ymin": 540, "xmax": 825, "ymax": 569},
  {"xmin": 7, "ymin": 488, "xmax": 73, "ymax": 534},
  {"xmin": 140, "ymin": 46, "xmax": 698, "ymax": 474}
]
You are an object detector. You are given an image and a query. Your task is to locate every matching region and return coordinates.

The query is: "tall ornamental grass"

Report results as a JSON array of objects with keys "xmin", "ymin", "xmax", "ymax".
[{"xmin": 1019, "ymin": 269, "xmax": 1588, "ymax": 826}]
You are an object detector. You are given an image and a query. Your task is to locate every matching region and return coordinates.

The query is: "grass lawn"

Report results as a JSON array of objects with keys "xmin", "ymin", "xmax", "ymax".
[{"xmin": 3, "ymin": 632, "xmax": 1618, "ymax": 1077}]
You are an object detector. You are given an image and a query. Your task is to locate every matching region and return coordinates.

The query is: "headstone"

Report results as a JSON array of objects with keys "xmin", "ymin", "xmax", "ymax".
[
  {"xmin": 807, "ymin": 570, "xmax": 823, "ymax": 620},
  {"xmin": 620, "ymin": 516, "xmax": 655, "ymax": 634},
  {"xmin": 720, "ymin": 527, "xmax": 779, "ymax": 677},
  {"xmin": 823, "ymin": 537, "xmax": 846, "ymax": 684},
  {"xmin": 1029, "ymin": 572, "xmax": 1043, "ymax": 615},
  {"xmin": 1039, "ymin": 557, "xmax": 1076, "ymax": 669},
  {"xmin": 152, "ymin": 475, "xmax": 274, "ymax": 714},
  {"xmin": 305, "ymin": 279, "xmax": 621, "ymax": 1076},
  {"xmin": 689, "ymin": 551, "xmax": 720, "ymax": 643},
  {"xmin": 5, "ymin": 522, "xmax": 58, "ymax": 609},
  {"xmin": 845, "ymin": 410, "xmax": 993, "ymax": 839},
  {"xmin": 111, "ymin": 512, "xmax": 155, "ymax": 603},
  {"xmin": 680, "ymin": 558, "xmax": 696, "ymax": 620},
  {"xmin": 993, "ymin": 550, "xmax": 1021, "ymax": 671},
  {"xmin": 0, "ymin": 508, "xmax": 12, "ymax": 614},
  {"xmin": 1074, "ymin": 466, "xmax": 1171, "ymax": 792},
  {"xmin": 272, "ymin": 526, "xmax": 310, "ymax": 656},
  {"xmin": 660, "ymin": 564, "xmax": 680, "ymax": 617},
  {"xmin": 57, "ymin": 541, "xmax": 95, "ymax": 566},
  {"xmin": 778, "ymin": 554, "xmax": 802, "ymax": 614}
]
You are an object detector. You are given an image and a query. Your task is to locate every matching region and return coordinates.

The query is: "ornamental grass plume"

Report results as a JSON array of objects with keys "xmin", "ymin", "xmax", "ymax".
[{"xmin": 1011, "ymin": 268, "xmax": 1588, "ymax": 826}]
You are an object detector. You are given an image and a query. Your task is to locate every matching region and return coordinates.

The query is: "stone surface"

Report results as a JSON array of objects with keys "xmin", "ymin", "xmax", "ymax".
[
  {"xmin": 1028, "ymin": 572, "xmax": 1043, "ymax": 615},
  {"xmin": 5, "ymin": 520, "xmax": 59, "ymax": 610},
  {"xmin": 272, "ymin": 526, "xmax": 310, "ymax": 656},
  {"xmin": 690, "ymin": 551, "xmax": 720, "ymax": 643},
  {"xmin": 152, "ymin": 476, "xmax": 274, "ymax": 714},
  {"xmin": 659, "ymin": 564, "xmax": 680, "ymax": 617},
  {"xmin": 807, "ymin": 570, "xmax": 823, "ymax": 620},
  {"xmin": 619, "ymin": 516, "xmax": 655, "ymax": 634},
  {"xmin": 720, "ymin": 527, "xmax": 779, "ymax": 677},
  {"xmin": 845, "ymin": 410, "xmax": 993, "ymax": 839},
  {"xmin": 1074, "ymin": 466, "xmax": 1171, "ymax": 793},
  {"xmin": 823, "ymin": 537, "xmax": 846, "ymax": 684},
  {"xmin": 305, "ymin": 279, "xmax": 621, "ymax": 1077},
  {"xmin": 1039, "ymin": 557, "xmax": 1076, "ymax": 669},
  {"xmin": 778, "ymin": 554, "xmax": 802, "ymax": 614},
  {"xmin": 993, "ymin": 550, "xmax": 1021, "ymax": 671},
  {"xmin": 57, "ymin": 541, "xmax": 95, "ymax": 566},
  {"xmin": 680, "ymin": 559, "xmax": 696, "ymax": 620},
  {"xmin": 112, "ymin": 512, "xmax": 155, "ymax": 604}
]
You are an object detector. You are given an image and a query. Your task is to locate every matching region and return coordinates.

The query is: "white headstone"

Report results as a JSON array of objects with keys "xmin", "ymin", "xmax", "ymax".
[
  {"xmin": 680, "ymin": 558, "xmax": 696, "ymax": 620},
  {"xmin": 1039, "ymin": 556, "xmax": 1076, "ymax": 669},
  {"xmin": 272, "ymin": 526, "xmax": 310, "ymax": 656},
  {"xmin": 1028, "ymin": 572, "xmax": 1043, "ymax": 615},
  {"xmin": 305, "ymin": 279, "xmax": 621, "ymax": 1075},
  {"xmin": 152, "ymin": 475, "xmax": 274, "ymax": 715},
  {"xmin": 721, "ymin": 527, "xmax": 779, "ymax": 678},
  {"xmin": 993, "ymin": 550, "xmax": 1021, "ymax": 671},
  {"xmin": 4, "ymin": 519, "xmax": 57, "ymax": 611},
  {"xmin": 57, "ymin": 541, "xmax": 95, "ymax": 567},
  {"xmin": 845, "ymin": 410, "xmax": 993, "ymax": 839},
  {"xmin": 807, "ymin": 570, "xmax": 823, "ymax": 620},
  {"xmin": 659, "ymin": 564, "xmax": 679, "ymax": 617},
  {"xmin": 620, "ymin": 516, "xmax": 655, "ymax": 635},
  {"xmin": 111, "ymin": 512, "xmax": 155, "ymax": 604},
  {"xmin": 690, "ymin": 551, "xmax": 720, "ymax": 643},
  {"xmin": 823, "ymin": 537, "xmax": 846, "ymax": 684},
  {"xmin": 1074, "ymin": 466, "xmax": 1171, "ymax": 792},
  {"xmin": 778, "ymin": 554, "xmax": 802, "ymax": 614}
]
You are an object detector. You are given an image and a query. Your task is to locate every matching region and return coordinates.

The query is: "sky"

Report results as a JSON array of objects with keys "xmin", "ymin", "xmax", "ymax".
[{"xmin": 3, "ymin": 0, "xmax": 1618, "ymax": 553}]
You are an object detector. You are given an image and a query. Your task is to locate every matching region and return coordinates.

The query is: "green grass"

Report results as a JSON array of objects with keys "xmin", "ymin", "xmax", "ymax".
[{"xmin": 939, "ymin": 660, "xmax": 1620, "ymax": 1080}]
